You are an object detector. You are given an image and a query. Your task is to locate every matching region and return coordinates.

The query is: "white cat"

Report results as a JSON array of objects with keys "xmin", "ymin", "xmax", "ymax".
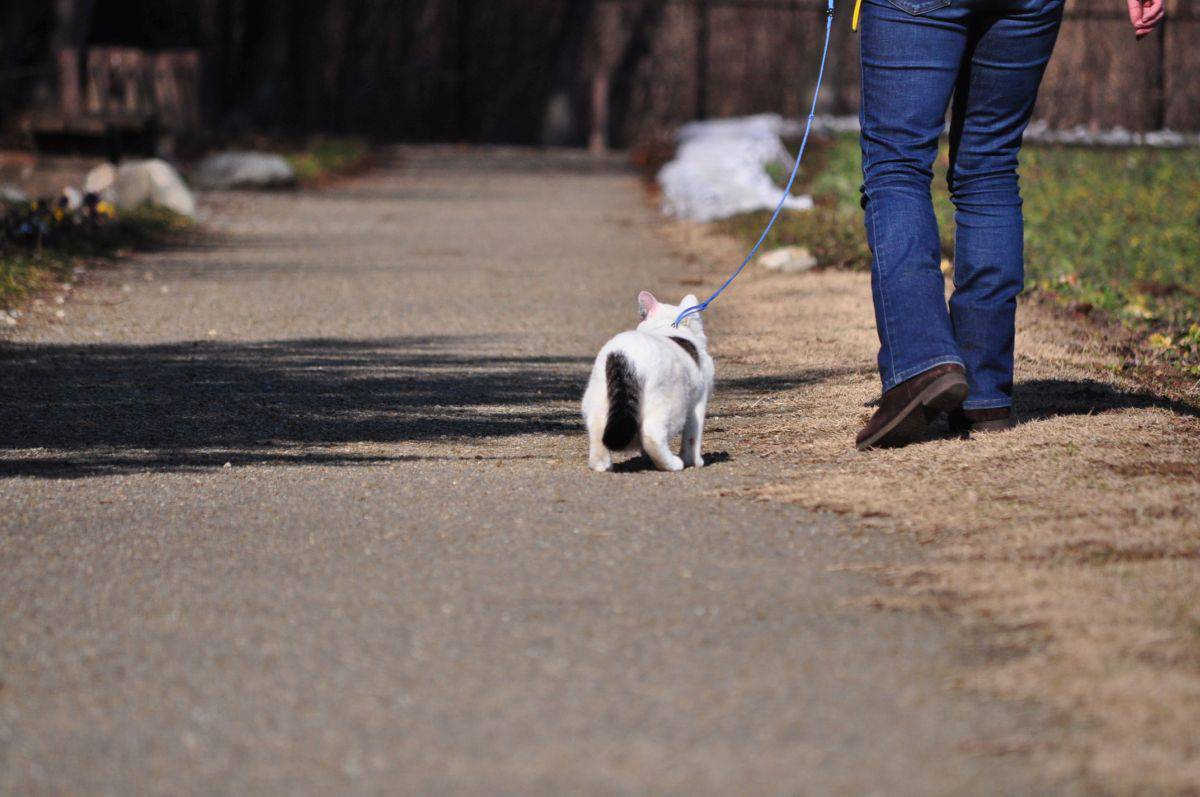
[{"xmin": 582, "ymin": 291, "xmax": 714, "ymax": 472}]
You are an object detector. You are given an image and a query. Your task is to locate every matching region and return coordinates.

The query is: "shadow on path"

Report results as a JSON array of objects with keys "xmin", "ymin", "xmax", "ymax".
[
  {"xmin": 0, "ymin": 335, "xmax": 590, "ymax": 479},
  {"xmin": 915, "ymin": 376, "xmax": 1200, "ymax": 441},
  {"xmin": 2, "ymin": 333, "xmax": 873, "ymax": 479},
  {"xmin": 1015, "ymin": 378, "xmax": 1200, "ymax": 421}
]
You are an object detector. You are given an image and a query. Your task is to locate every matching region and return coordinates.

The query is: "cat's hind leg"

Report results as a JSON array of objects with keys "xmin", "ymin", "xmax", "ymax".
[
  {"xmin": 641, "ymin": 414, "xmax": 684, "ymax": 472},
  {"xmin": 681, "ymin": 401, "xmax": 706, "ymax": 469}
]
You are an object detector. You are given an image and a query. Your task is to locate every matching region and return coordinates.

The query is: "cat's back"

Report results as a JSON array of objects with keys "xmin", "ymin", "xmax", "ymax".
[
  {"xmin": 600, "ymin": 329, "xmax": 677, "ymax": 361},
  {"xmin": 599, "ymin": 329, "xmax": 704, "ymax": 386}
]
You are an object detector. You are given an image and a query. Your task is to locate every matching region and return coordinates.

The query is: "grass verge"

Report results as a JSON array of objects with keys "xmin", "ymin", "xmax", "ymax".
[
  {"xmin": 285, "ymin": 137, "xmax": 372, "ymax": 187},
  {"xmin": 719, "ymin": 134, "xmax": 1200, "ymax": 379},
  {"xmin": 663, "ymin": 220, "xmax": 1200, "ymax": 795},
  {"xmin": 1, "ymin": 203, "xmax": 192, "ymax": 309}
]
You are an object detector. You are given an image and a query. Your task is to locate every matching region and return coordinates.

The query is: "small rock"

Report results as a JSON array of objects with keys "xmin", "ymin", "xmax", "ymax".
[
  {"xmin": 192, "ymin": 151, "xmax": 296, "ymax": 190},
  {"xmin": 759, "ymin": 246, "xmax": 818, "ymax": 273},
  {"xmin": 54, "ymin": 309, "xmax": 66, "ymax": 319},
  {"xmin": 1068, "ymin": 300, "xmax": 1093, "ymax": 316},
  {"xmin": 2, "ymin": 313, "xmax": 17, "ymax": 327}
]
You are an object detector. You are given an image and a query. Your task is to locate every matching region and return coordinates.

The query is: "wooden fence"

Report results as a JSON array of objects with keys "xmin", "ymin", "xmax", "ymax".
[
  {"xmin": 591, "ymin": 0, "xmax": 1198, "ymax": 146},
  {"xmin": 3, "ymin": 0, "xmax": 1197, "ymax": 147}
]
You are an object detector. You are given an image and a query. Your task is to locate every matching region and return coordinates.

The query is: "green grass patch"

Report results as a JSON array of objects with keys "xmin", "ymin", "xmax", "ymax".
[
  {"xmin": 0, "ymin": 250, "xmax": 71, "ymax": 306},
  {"xmin": 1, "ymin": 202, "xmax": 192, "ymax": 308},
  {"xmin": 722, "ymin": 136, "xmax": 870, "ymax": 270},
  {"xmin": 720, "ymin": 134, "xmax": 1200, "ymax": 370},
  {"xmin": 285, "ymin": 137, "xmax": 371, "ymax": 186}
]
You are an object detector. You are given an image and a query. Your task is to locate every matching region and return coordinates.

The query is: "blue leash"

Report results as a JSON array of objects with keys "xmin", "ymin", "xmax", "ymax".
[{"xmin": 674, "ymin": 0, "xmax": 836, "ymax": 329}]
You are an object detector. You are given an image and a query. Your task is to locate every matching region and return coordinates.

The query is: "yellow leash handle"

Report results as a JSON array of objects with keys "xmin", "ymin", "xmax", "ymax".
[{"xmin": 852, "ymin": 0, "xmax": 864, "ymax": 30}]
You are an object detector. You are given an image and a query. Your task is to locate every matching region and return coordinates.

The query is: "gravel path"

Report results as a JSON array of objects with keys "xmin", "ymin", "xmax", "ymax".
[{"xmin": 1, "ymin": 148, "xmax": 1070, "ymax": 795}]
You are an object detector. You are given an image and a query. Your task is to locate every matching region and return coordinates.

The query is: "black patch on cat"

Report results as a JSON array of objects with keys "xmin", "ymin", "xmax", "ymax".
[
  {"xmin": 603, "ymin": 352, "xmax": 640, "ymax": 451},
  {"xmin": 668, "ymin": 336, "xmax": 700, "ymax": 365}
]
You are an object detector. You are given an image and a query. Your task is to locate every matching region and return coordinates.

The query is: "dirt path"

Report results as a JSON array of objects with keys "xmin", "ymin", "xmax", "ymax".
[
  {"xmin": 1, "ymin": 147, "xmax": 1082, "ymax": 795},
  {"xmin": 660, "ymin": 223, "xmax": 1200, "ymax": 794}
]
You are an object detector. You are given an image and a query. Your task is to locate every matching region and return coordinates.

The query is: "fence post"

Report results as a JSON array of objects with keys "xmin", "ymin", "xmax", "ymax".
[
  {"xmin": 590, "ymin": 75, "xmax": 610, "ymax": 152},
  {"xmin": 1154, "ymin": 21, "xmax": 1166, "ymax": 130},
  {"xmin": 56, "ymin": 49, "xmax": 82, "ymax": 118},
  {"xmin": 696, "ymin": 0, "xmax": 710, "ymax": 120}
]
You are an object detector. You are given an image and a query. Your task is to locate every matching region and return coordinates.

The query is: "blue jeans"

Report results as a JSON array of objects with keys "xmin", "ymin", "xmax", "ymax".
[{"xmin": 859, "ymin": 0, "xmax": 1063, "ymax": 409}]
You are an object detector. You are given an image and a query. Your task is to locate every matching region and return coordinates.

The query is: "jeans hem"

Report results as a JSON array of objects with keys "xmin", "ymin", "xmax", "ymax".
[
  {"xmin": 882, "ymin": 355, "xmax": 965, "ymax": 393},
  {"xmin": 962, "ymin": 398, "xmax": 1013, "ymax": 411}
]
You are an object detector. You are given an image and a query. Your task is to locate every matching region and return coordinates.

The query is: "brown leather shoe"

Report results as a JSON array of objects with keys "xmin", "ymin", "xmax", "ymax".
[
  {"xmin": 856, "ymin": 364, "xmax": 968, "ymax": 450},
  {"xmin": 948, "ymin": 406, "xmax": 1016, "ymax": 435}
]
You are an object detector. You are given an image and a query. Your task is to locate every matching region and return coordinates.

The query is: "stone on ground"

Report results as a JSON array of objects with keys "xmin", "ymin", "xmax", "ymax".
[{"xmin": 759, "ymin": 245, "xmax": 818, "ymax": 273}]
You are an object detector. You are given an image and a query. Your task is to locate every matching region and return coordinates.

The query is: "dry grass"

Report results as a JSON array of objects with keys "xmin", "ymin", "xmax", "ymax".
[{"xmin": 663, "ymin": 221, "xmax": 1200, "ymax": 795}]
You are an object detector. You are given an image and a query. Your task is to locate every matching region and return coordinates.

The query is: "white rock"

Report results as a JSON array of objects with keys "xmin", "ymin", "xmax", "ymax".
[
  {"xmin": 84, "ymin": 163, "xmax": 117, "ymax": 197},
  {"xmin": 113, "ymin": 159, "xmax": 196, "ymax": 218},
  {"xmin": 759, "ymin": 246, "xmax": 818, "ymax": 273},
  {"xmin": 192, "ymin": 151, "xmax": 295, "ymax": 190}
]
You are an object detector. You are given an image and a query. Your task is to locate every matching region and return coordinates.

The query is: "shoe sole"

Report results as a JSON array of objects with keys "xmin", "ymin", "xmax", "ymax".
[
  {"xmin": 857, "ymin": 373, "xmax": 969, "ymax": 451},
  {"xmin": 949, "ymin": 415, "xmax": 1017, "ymax": 436},
  {"xmin": 969, "ymin": 417, "xmax": 1017, "ymax": 434}
]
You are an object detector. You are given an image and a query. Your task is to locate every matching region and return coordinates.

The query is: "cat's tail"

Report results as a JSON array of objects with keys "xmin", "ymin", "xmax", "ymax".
[{"xmin": 602, "ymin": 352, "xmax": 640, "ymax": 451}]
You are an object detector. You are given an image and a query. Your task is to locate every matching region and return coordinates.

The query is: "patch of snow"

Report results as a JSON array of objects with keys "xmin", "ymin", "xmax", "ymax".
[
  {"xmin": 791, "ymin": 114, "xmax": 1200, "ymax": 148},
  {"xmin": 0, "ymin": 184, "xmax": 29, "ymax": 203},
  {"xmin": 114, "ymin": 159, "xmax": 196, "ymax": 218},
  {"xmin": 85, "ymin": 163, "xmax": 117, "ymax": 199},
  {"xmin": 193, "ymin": 151, "xmax": 296, "ymax": 190},
  {"xmin": 659, "ymin": 114, "xmax": 813, "ymax": 222}
]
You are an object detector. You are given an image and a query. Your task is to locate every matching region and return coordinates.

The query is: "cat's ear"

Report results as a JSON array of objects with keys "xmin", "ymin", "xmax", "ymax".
[
  {"xmin": 638, "ymin": 291, "xmax": 659, "ymax": 320},
  {"xmin": 681, "ymin": 294, "xmax": 699, "ymax": 309}
]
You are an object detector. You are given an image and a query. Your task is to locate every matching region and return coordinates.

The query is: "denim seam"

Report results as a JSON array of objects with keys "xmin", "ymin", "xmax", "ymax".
[
  {"xmin": 963, "ymin": 397, "xmax": 1012, "ymax": 411},
  {"xmin": 860, "ymin": 33, "xmax": 899, "ymax": 386},
  {"xmin": 885, "ymin": 0, "xmax": 950, "ymax": 16},
  {"xmin": 883, "ymin": 355, "xmax": 965, "ymax": 393}
]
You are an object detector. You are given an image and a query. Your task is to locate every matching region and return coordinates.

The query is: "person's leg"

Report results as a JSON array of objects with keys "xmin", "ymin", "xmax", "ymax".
[
  {"xmin": 859, "ymin": 0, "xmax": 969, "ymax": 394},
  {"xmin": 947, "ymin": 0, "xmax": 1064, "ymax": 411}
]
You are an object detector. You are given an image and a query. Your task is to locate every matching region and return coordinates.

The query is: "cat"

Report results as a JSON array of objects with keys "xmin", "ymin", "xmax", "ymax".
[{"xmin": 582, "ymin": 291, "xmax": 714, "ymax": 472}]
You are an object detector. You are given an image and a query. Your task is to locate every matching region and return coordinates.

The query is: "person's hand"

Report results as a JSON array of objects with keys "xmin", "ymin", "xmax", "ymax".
[{"xmin": 1126, "ymin": 0, "xmax": 1164, "ymax": 38}]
